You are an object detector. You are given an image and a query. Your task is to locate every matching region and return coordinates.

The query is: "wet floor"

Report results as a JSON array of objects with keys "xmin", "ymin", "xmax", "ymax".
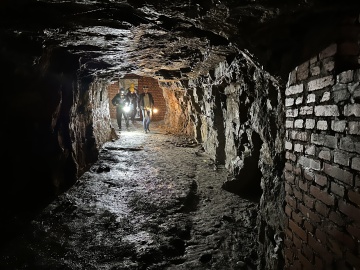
[{"xmin": 0, "ymin": 120, "xmax": 259, "ymax": 270}]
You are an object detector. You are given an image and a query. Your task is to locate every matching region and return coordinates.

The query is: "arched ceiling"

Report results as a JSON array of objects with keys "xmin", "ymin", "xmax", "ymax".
[{"xmin": 1, "ymin": 0, "xmax": 359, "ymax": 82}]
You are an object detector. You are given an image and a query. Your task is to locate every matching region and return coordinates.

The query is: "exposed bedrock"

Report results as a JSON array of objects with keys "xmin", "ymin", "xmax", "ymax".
[{"xmin": 160, "ymin": 52, "xmax": 286, "ymax": 269}]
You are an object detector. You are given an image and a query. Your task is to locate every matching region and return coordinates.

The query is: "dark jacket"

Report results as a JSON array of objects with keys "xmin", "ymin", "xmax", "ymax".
[
  {"xmin": 112, "ymin": 93, "xmax": 129, "ymax": 108},
  {"xmin": 138, "ymin": 92, "xmax": 154, "ymax": 109},
  {"xmin": 126, "ymin": 91, "xmax": 139, "ymax": 107}
]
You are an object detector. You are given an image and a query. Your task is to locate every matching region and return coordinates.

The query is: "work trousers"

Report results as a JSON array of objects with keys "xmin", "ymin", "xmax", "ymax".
[
  {"xmin": 116, "ymin": 106, "xmax": 129, "ymax": 129},
  {"xmin": 141, "ymin": 108, "xmax": 152, "ymax": 131}
]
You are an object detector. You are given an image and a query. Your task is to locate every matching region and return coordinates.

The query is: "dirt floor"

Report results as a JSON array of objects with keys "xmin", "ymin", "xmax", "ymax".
[{"xmin": 0, "ymin": 120, "xmax": 259, "ymax": 270}]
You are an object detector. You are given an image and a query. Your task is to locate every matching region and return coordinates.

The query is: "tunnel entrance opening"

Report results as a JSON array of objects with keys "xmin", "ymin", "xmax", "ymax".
[{"xmin": 108, "ymin": 75, "xmax": 167, "ymax": 123}]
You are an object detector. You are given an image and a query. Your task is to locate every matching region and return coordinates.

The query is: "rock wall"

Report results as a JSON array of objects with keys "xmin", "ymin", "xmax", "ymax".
[
  {"xmin": 162, "ymin": 51, "xmax": 286, "ymax": 269},
  {"xmin": 160, "ymin": 80, "xmax": 195, "ymax": 136},
  {"xmin": 75, "ymin": 79, "xmax": 114, "ymax": 175},
  {"xmin": 1, "ymin": 45, "xmax": 113, "ymax": 234},
  {"xmin": 38, "ymin": 48, "xmax": 113, "ymax": 189}
]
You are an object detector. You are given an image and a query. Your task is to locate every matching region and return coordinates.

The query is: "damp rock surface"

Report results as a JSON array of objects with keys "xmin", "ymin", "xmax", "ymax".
[{"xmin": 0, "ymin": 121, "xmax": 259, "ymax": 270}]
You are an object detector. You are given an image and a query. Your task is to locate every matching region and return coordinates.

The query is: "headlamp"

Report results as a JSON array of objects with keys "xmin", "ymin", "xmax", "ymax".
[{"xmin": 123, "ymin": 105, "xmax": 131, "ymax": 113}]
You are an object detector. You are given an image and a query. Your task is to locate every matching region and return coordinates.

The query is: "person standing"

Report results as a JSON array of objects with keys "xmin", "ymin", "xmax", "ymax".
[
  {"xmin": 138, "ymin": 85, "xmax": 154, "ymax": 133},
  {"xmin": 125, "ymin": 83, "xmax": 139, "ymax": 123},
  {"xmin": 111, "ymin": 88, "xmax": 130, "ymax": 130}
]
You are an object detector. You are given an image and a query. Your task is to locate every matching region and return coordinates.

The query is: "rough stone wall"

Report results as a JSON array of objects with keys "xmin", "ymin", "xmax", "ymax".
[
  {"xmin": 159, "ymin": 80, "xmax": 195, "ymax": 136},
  {"xmin": 215, "ymin": 54, "xmax": 285, "ymax": 270},
  {"xmin": 88, "ymin": 80, "xmax": 114, "ymax": 153},
  {"xmin": 162, "ymin": 52, "xmax": 286, "ymax": 269},
  {"xmin": 33, "ymin": 49, "xmax": 113, "ymax": 193},
  {"xmin": 68, "ymin": 77, "xmax": 110, "ymax": 179},
  {"xmin": 284, "ymin": 43, "xmax": 360, "ymax": 268},
  {"xmin": 181, "ymin": 74, "xmax": 225, "ymax": 161},
  {"xmin": 1, "ymin": 46, "xmax": 112, "ymax": 223}
]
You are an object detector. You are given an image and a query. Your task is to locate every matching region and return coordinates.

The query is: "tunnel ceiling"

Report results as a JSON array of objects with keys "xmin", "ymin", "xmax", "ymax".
[{"xmin": 1, "ymin": 0, "xmax": 359, "ymax": 82}]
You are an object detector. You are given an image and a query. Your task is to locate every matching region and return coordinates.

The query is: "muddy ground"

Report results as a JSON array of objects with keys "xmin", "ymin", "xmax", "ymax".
[{"xmin": 0, "ymin": 120, "xmax": 259, "ymax": 270}]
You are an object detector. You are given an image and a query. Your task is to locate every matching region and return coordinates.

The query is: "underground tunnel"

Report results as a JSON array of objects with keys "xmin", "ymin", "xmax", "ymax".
[{"xmin": 0, "ymin": 1, "xmax": 360, "ymax": 269}]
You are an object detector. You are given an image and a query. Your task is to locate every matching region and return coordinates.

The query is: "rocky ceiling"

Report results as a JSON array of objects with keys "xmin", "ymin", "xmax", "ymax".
[{"xmin": 1, "ymin": 0, "xmax": 360, "ymax": 82}]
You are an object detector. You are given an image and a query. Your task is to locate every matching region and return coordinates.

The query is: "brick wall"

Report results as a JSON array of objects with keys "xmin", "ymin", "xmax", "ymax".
[
  {"xmin": 108, "ymin": 82, "xmax": 119, "ymax": 119},
  {"xmin": 284, "ymin": 35, "xmax": 360, "ymax": 269},
  {"xmin": 108, "ymin": 74, "xmax": 166, "ymax": 121}
]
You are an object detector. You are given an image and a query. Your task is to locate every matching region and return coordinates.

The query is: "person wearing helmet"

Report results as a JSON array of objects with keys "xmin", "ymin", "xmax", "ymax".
[
  {"xmin": 125, "ymin": 83, "xmax": 139, "ymax": 123},
  {"xmin": 111, "ymin": 88, "xmax": 130, "ymax": 130}
]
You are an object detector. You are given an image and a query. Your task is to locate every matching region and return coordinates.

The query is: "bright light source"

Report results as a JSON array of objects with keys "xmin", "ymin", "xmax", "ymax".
[
  {"xmin": 123, "ymin": 105, "xmax": 131, "ymax": 113},
  {"xmin": 153, "ymin": 108, "xmax": 158, "ymax": 114}
]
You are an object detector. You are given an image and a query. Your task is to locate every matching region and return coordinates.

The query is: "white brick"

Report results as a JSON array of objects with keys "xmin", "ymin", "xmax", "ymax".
[
  {"xmin": 305, "ymin": 145, "xmax": 316, "ymax": 155},
  {"xmin": 300, "ymin": 106, "xmax": 314, "ymax": 115},
  {"xmin": 285, "ymin": 141, "xmax": 293, "ymax": 150},
  {"xmin": 286, "ymin": 120, "xmax": 294, "ymax": 128},
  {"xmin": 344, "ymin": 104, "xmax": 360, "ymax": 117},
  {"xmin": 337, "ymin": 70, "xmax": 354, "ymax": 84},
  {"xmin": 305, "ymin": 119, "xmax": 316, "ymax": 129},
  {"xmin": 349, "ymin": 121, "xmax": 360, "ymax": 135},
  {"xmin": 317, "ymin": 120, "xmax": 328, "ymax": 130},
  {"xmin": 307, "ymin": 94, "xmax": 316, "ymax": 103},
  {"xmin": 286, "ymin": 84, "xmax": 304, "ymax": 96},
  {"xmin": 294, "ymin": 119, "xmax": 304, "ymax": 128},
  {"xmin": 331, "ymin": 120, "xmax": 346, "ymax": 132},
  {"xmin": 319, "ymin": 149, "xmax": 331, "ymax": 161},
  {"xmin": 308, "ymin": 76, "xmax": 334, "ymax": 91},
  {"xmin": 286, "ymin": 109, "xmax": 299, "ymax": 118},
  {"xmin": 314, "ymin": 105, "xmax": 339, "ymax": 116},
  {"xmin": 294, "ymin": 143, "xmax": 304, "ymax": 153},
  {"xmin": 285, "ymin": 98, "xmax": 294, "ymax": 107},
  {"xmin": 296, "ymin": 97, "xmax": 303, "ymax": 105},
  {"xmin": 320, "ymin": 91, "xmax": 330, "ymax": 102}
]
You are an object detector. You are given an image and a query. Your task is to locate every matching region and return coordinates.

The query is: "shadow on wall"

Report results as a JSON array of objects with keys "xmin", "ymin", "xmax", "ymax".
[{"xmin": 222, "ymin": 132, "xmax": 263, "ymax": 202}]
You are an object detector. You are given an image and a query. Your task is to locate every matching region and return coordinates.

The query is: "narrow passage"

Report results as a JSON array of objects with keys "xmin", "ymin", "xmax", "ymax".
[{"xmin": 1, "ymin": 121, "xmax": 259, "ymax": 270}]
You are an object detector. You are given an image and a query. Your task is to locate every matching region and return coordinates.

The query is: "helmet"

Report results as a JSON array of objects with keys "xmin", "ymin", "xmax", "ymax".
[{"xmin": 129, "ymin": 83, "xmax": 135, "ymax": 93}]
